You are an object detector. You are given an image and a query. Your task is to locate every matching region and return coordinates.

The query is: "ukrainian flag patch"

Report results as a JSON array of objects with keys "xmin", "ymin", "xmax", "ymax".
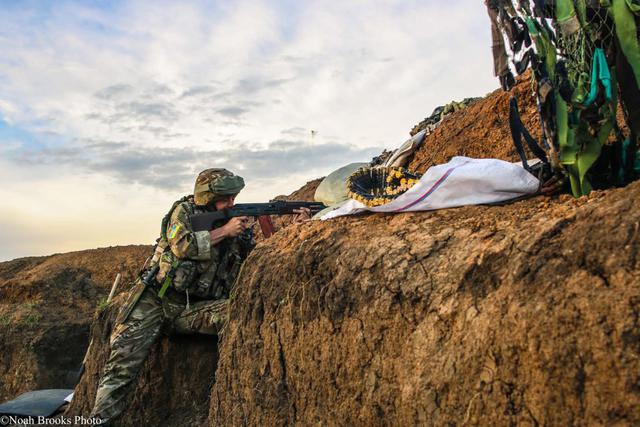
[{"xmin": 168, "ymin": 224, "xmax": 180, "ymax": 239}]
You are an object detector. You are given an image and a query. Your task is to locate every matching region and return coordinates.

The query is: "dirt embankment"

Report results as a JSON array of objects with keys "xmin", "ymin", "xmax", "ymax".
[
  {"xmin": 210, "ymin": 182, "xmax": 640, "ymax": 426},
  {"xmin": 0, "ymin": 245, "xmax": 150, "ymax": 401},
  {"xmin": 0, "ymin": 243, "xmax": 218, "ymax": 426},
  {"xmin": 408, "ymin": 73, "xmax": 539, "ymax": 173}
]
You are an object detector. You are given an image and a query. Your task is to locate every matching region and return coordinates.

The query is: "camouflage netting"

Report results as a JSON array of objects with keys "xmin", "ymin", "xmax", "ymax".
[{"xmin": 486, "ymin": 0, "xmax": 640, "ymax": 196}]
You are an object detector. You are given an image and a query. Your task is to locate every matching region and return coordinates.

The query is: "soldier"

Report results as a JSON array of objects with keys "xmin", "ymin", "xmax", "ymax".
[{"xmin": 90, "ymin": 168, "xmax": 304, "ymax": 424}]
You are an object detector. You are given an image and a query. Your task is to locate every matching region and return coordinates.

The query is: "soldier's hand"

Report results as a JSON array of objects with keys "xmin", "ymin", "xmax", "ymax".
[
  {"xmin": 224, "ymin": 216, "xmax": 249, "ymax": 237},
  {"xmin": 292, "ymin": 207, "xmax": 312, "ymax": 224}
]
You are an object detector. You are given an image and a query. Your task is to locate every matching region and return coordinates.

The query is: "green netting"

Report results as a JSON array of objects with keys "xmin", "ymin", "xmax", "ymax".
[{"xmin": 489, "ymin": 0, "xmax": 639, "ymax": 196}]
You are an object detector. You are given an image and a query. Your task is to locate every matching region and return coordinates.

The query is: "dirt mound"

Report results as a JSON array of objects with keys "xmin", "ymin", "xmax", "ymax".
[
  {"xmin": 408, "ymin": 73, "xmax": 539, "ymax": 173},
  {"xmin": 0, "ymin": 245, "xmax": 150, "ymax": 401},
  {"xmin": 210, "ymin": 181, "xmax": 640, "ymax": 426},
  {"xmin": 274, "ymin": 178, "xmax": 325, "ymax": 203}
]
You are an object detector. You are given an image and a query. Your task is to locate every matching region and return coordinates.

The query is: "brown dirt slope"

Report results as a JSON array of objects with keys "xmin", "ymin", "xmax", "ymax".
[
  {"xmin": 275, "ymin": 177, "xmax": 325, "ymax": 202},
  {"xmin": 408, "ymin": 73, "xmax": 539, "ymax": 173},
  {"xmin": 0, "ymin": 245, "xmax": 150, "ymax": 401},
  {"xmin": 210, "ymin": 182, "xmax": 640, "ymax": 426}
]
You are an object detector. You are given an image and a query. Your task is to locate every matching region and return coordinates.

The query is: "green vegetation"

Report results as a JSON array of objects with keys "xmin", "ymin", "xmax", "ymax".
[
  {"xmin": 0, "ymin": 314, "xmax": 12, "ymax": 326},
  {"xmin": 97, "ymin": 297, "xmax": 110, "ymax": 312},
  {"xmin": 21, "ymin": 313, "xmax": 41, "ymax": 326}
]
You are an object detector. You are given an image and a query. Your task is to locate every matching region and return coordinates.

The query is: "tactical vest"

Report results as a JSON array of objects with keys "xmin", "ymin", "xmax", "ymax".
[{"xmin": 152, "ymin": 195, "xmax": 253, "ymax": 301}]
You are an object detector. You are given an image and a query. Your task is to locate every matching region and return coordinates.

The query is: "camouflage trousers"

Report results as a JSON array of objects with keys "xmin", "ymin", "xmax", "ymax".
[{"xmin": 90, "ymin": 285, "xmax": 227, "ymax": 423}]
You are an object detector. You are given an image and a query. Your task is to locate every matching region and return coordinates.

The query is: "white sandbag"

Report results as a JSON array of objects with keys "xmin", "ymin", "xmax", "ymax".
[
  {"xmin": 383, "ymin": 129, "xmax": 426, "ymax": 168},
  {"xmin": 319, "ymin": 156, "xmax": 539, "ymax": 220},
  {"xmin": 314, "ymin": 162, "xmax": 369, "ymax": 206},
  {"xmin": 312, "ymin": 199, "xmax": 351, "ymax": 220}
]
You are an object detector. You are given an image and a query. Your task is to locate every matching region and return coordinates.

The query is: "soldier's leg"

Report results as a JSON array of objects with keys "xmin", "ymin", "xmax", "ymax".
[
  {"xmin": 171, "ymin": 298, "xmax": 228, "ymax": 335},
  {"xmin": 90, "ymin": 288, "xmax": 164, "ymax": 423}
]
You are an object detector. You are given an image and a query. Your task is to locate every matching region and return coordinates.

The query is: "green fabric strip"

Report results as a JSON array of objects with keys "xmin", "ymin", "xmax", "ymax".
[
  {"xmin": 525, "ymin": 18, "xmax": 557, "ymax": 77},
  {"xmin": 158, "ymin": 261, "xmax": 179, "ymax": 299},
  {"xmin": 625, "ymin": 0, "xmax": 640, "ymax": 14},
  {"xmin": 557, "ymin": 96, "xmax": 575, "ymax": 165},
  {"xmin": 611, "ymin": 0, "xmax": 640, "ymax": 87},
  {"xmin": 584, "ymin": 48, "xmax": 613, "ymax": 106},
  {"xmin": 556, "ymin": 0, "xmax": 582, "ymax": 35},
  {"xmin": 568, "ymin": 66, "xmax": 618, "ymax": 196}
]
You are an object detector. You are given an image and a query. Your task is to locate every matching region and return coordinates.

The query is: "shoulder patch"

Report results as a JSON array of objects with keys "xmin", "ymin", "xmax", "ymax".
[{"xmin": 168, "ymin": 224, "xmax": 181, "ymax": 239}]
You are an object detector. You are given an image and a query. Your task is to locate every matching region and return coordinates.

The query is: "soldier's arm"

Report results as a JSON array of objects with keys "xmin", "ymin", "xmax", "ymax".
[
  {"xmin": 166, "ymin": 203, "xmax": 213, "ymax": 260},
  {"xmin": 167, "ymin": 205, "xmax": 249, "ymax": 260}
]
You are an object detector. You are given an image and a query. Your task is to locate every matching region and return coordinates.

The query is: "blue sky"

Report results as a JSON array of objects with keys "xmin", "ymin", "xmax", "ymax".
[
  {"xmin": 0, "ymin": 0, "xmax": 499, "ymax": 261},
  {"xmin": 0, "ymin": 119, "xmax": 37, "ymax": 145}
]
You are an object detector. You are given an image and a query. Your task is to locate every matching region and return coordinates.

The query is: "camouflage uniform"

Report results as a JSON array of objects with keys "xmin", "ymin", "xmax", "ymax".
[{"xmin": 91, "ymin": 169, "xmax": 253, "ymax": 423}]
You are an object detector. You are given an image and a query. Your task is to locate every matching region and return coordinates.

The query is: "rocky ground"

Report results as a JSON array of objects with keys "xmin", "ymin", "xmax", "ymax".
[{"xmin": 1, "ymin": 74, "xmax": 639, "ymax": 426}]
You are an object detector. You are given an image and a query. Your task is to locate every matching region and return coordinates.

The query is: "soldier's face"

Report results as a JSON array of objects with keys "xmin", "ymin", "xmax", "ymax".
[{"xmin": 214, "ymin": 195, "xmax": 236, "ymax": 210}]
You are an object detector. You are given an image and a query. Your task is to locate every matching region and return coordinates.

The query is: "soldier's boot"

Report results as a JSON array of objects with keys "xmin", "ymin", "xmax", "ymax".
[
  {"xmin": 90, "ymin": 288, "xmax": 164, "ymax": 423},
  {"xmin": 171, "ymin": 298, "xmax": 228, "ymax": 335}
]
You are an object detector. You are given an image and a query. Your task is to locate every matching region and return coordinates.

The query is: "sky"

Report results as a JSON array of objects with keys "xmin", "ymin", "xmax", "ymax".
[{"xmin": 0, "ymin": 0, "xmax": 499, "ymax": 261}]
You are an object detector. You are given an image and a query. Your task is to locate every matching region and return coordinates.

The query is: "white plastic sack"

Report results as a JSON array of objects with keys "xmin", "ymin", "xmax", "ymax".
[
  {"xmin": 383, "ymin": 129, "xmax": 426, "ymax": 168},
  {"xmin": 319, "ymin": 156, "xmax": 540, "ymax": 220},
  {"xmin": 314, "ymin": 162, "xmax": 369, "ymax": 206}
]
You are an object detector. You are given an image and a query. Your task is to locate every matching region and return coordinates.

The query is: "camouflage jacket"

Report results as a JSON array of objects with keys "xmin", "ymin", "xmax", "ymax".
[{"xmin": 153, "ymin": 195, "xmax": 255, "ymax": 300}]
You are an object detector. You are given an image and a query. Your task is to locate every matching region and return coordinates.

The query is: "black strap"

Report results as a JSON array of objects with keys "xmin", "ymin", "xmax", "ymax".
[
  {"xmin": 555, "ymin": 60, "xmax": 575, "ymax": 103},
  {"xmin": 508, "ymin": 96, "xmax": 549, "ymax": 173},
  {"xmin": 515, "ymin": 49, "xmax": 534, "ymax": 75},
  {"xmin": 501, "ymin": 72, "xmax": 516, "ymax": 91},
  {"xmin": 511, "ymin": 17, "xmax": 532, "ymax": 54}
]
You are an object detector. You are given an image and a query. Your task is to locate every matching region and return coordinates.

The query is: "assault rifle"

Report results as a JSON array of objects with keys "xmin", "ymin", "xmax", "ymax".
[{"xmin": 190, "ymin": 200, "xmax": 327, "ymax": 238}]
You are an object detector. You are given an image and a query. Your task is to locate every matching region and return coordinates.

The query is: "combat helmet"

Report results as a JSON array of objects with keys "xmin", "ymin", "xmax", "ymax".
[{"xmin": 194, "ymin": 168, "xmax": 245, "ymax": 206}]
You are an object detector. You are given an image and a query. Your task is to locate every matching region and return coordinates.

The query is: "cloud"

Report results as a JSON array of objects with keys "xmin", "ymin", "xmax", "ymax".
[
  {"xmin": 281, "ymin": 126, "xmax": 307, "ymax": 136},
  {"xmin": 6, "ymin": 137, "xmax": 383, "ymax": 192},
  {"xmin": 94, "ymin": 84, "xmax": 134, "ymax": 100},
  {"xmin": 117, "ymin": 101, "xmax": 179, "ymax": 122},
  {"xmin": 0, "ymin": 0, "xmax": 498, "ymax": 153},
  {"xmin": 217, "ymin": 106, "xmax": 248, "ymax": 118},
  {"xmin": 234, "ymin": 77, "xmax": 295, "ymax": 94},
  {"xmin": 137, "ymin": 125, "xmax": 170, "ymax": 136},
  {"xmin": 0, "ymin": 0, "xmax": 501, "ymax": 260},
  {"xmin": 180, "ymin": 85, "xmax": 218, "ymax": 98}
]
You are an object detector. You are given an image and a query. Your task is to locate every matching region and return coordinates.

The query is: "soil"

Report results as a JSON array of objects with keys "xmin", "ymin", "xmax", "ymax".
[
  {"xmin": 408, "ymin": 72, "xmax": 540, "ymax": 173},
  {"xmin": 210, "ymin": 182, "xmax": 640, "ymax": 426},
  {"xmin": 0, "ymin": 245, "xmax": 150, "ymax": 402}
]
